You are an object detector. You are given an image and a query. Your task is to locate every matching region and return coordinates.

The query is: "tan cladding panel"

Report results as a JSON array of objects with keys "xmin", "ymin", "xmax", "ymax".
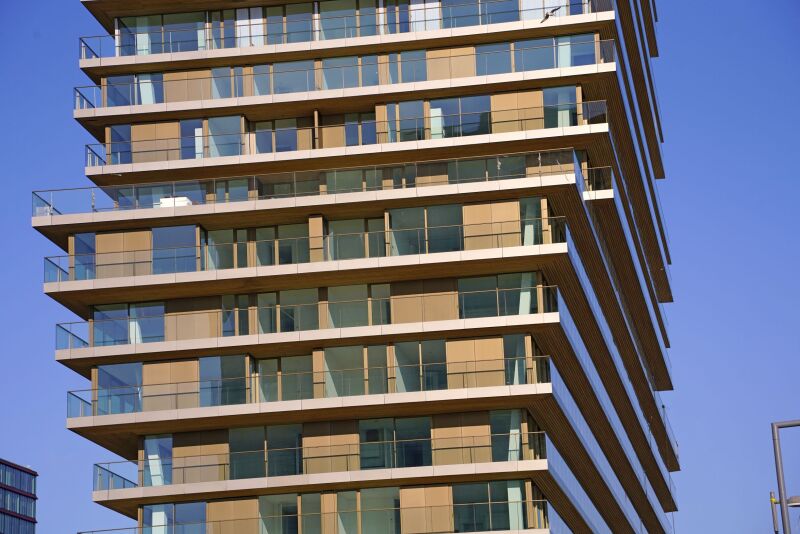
[
  {"xmin": 462, "ymin": 200, "xmax": 522, "ymax": 250},
  {"xmin": 92, "ymin": 229, "xmax": 151, "ymax": 278},
  {"xmin": 141, "ymin": 359, "xmax": 199, "ymax": 411},
  {"xmin": 400, "ymin": 485, "xmax": 453, "ymax": 533},
  {"xmin": 491, "ymin": 90, "xmax": 542, "ymax": 133},
  {"xmin": 302, "ymin": 420, "xmax": 360, "ymax": 474},
  {"xmin": 445, "ymin": 337, "xmax": 506, "ymax": 389},
  {"xmin": 165, "ymin": 296, "xmax": 222, "ymax": 341},
  {"xmin": 165, "ymin": 430, "xmax": 229, "ymax": 486},
  {"xmin": 426, "ymin": 47, "xmax": 476, "ymax": 81},
  {"xmin": 129, "ymin": 122, "xmax": 180, "ymax": 164},
  {"xmin": 207, "ymin": 497, "xmax": 259, "ymax": 534},
  {"xmin": 163, "ymin": 70, "xmax": 212, "ymax": 103},
  {"xmin": 431, "ymin": 412, "xmax": 491, "ymax": 465},
  {"xmin": 389, "ymin": 279, "xmax": 458, "ymax": 323}
]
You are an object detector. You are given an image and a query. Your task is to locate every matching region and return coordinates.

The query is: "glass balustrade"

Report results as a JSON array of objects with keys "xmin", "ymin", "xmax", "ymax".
[
  {"xmin": 44, "ymin": 217, "xmax": 566, "ymax": 282},
  {"xmin": 92, "ymin": 431, "xmax": 547, "ymax": 490},
  {"xmin": 83, "ymin": 102, "xmax": 607, "ymax": 167},
  {"xmin": 78, "ymin": 0, "xmax": 610, "ymax": 59},
  {"xmin": 33, "ymin": 148, "xmax": 582, "ymax": 217},
  {"xmin": 67, "ymin": 355, "xmax": 552, "ymax": 417},
  {"xmin": 74, "ymin": 40, "xmax": 615, "ymax": 110}
]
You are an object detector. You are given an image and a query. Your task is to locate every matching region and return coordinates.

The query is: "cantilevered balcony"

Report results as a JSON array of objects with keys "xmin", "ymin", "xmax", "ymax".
[
  {"xmin": 74, "ymin": 39, "xmax": 616, "ymax": 115},
  {"xmin": 79, "ymin": 0, "xmax": 611, "ymax": 60},
  {"xmin": 82, "ymin": 101, "xmax": 609, "ymax": 172}
]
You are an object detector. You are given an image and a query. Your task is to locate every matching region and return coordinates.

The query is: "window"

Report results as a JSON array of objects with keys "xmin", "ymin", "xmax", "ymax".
[
  {"xmin": 279, "ymin": 288, "xmax": 319, "ymax": 331},
  {"xmin": 208, "ymin": 116, "xmax": 242, "ymax": 157},
  {"xmin": 180, "ymin": 119, "xmax": 203, "ymax": 160},
  {"xmin": 328, "ymin": 284, "xmax": 369, "ymax": 328},
  {"xmin": 543, "ymin": 86, "xmax": 577, "ymax": 128},
  {"xmin": 253, "ymin": 64, "xmax": 271, "ymax": 95},
  {"xmin": 199, "ymin": 355, "xmax": 247, "ymax": 406},
  {"xmin": 268, "ymin": 424, "xmax": 303, "ymax": 476},
  {"xmin": 425, "ymin": 204, "xmax": 463, "ymax": 253},
  {"xmin": 96, "ymin": 362, "xmax": 142, "ymax": 414},
  {"xmin": 388, "ymin": 205, "xmax": 463, "ymax": 254},
  {"xmin": 286, "ymin": 4, "xmax": 314, "ymax": 43},
  {"xmin": 458, "ymin": 273, "xmax": 539, "ymax": 318},
  {"xmin": 360, "ymin": 55, "xmax": 379, "ymax": 86},
  {"xmin": 430, "ymin": 95, "xmax": 490, "ymax": 138},
  {"xmin": 489, "ymin": 409, "xmax": 523, "ymax": 461},
  {"xmin": 143, "ymin": 435, "xmax": 172, "ymax": 486},
  {"xmin": 556, "ymin": 34, "xmax": 596, "ymax": 67},
  {"xmin": 118, "ymin": 15, "xmax": 162, "ymax": 56},
  {"xmin": 452, "ymin": 480, "xmax": 526, "ymax": 531},
  {"xmin": 254, "ymin": 119, "xmax": 300, "ymax": 153},
  {"xmin": 519, "ymin": 197, "xmax": 543, "ymax": 245},
  {"xmin": 359, "ymin": 417, "xmax": 431, "ymax": 469},
  {"xmin": 401, "ymin": 50, "xmax": 427, "ymax": 82},
  {"xmin": 92, "ymin": 302, "xmax": 164, "ymax": 346},
  {"xmin": 387, "ymin": 100, "xmax": 424, "ymax": 142},
  {"xmin": 106, "ymin": 73, "xmax": 164, "ymax": 106},
  {"xmin": 152, "ymin": 225, "xmax": 196, "ymax": 274},
  {"xmin": 74, "ymin": 232, "xmax": 96, "ymax": 280},
  {"xmin": 260, "ymin": 494, "xmax": 299, "ymax": 533},
  {"xmin": 235, "ymin": 7, "xmax": 266, "ymax": 47},
  {"xmin": 273, "ymin": 60, "xmax": 315, "ymax": 94},
  {"xmin": 162, "ymin": 12, "xmax": 206, "ymax": 53},
  {"xmin": 326, "ymin": 219, "xmax": 365, "ymax": 260},
  {"xmin": 203, "ymin": 229, "xmax": 235, "ymax": 270},
  {"xmin": 322, "ymin": 56, "xmax": 360, "ymax": 89},
  {"xmin": 319, "ymin": 0, "xmax": 357, "ymax": 39},
  {"xmin": 109, "ymin": 124, "xmax": 132, "ymax": 165},
  {"xmin": 514, "ymin": 38, "xmax": 555, "ymax": 71},
  {"xmin": 503, "ymin": 334, "xmax": 527, "ymax": 385},
  {"xmin": 324, "ymin": 346, "xmax": 364, "ymax": 396},
  {"xmin": 229, "ymin": 427, "xmax": 265, "ymax": 479},
  {"xmin": 393, "ymin": 341, "xmax": 420, "ymax": 392},
  {"xmin": 361, "ymin": 487, "xmax": 400, "ymax": 533},
  {"xmin": 476, "ymin": 43, "xmax": 511, "ymax": 75},
  {"xmin": 143, "ymin": 501, "xmax": 206, "ymax": 533},
  {"xmin": 258, "ymin": 355, "xmax": 314, "ymax": 401},
  {"xmin": 221, "ymin": 295, "xmax": 250, "ymax": 337}
]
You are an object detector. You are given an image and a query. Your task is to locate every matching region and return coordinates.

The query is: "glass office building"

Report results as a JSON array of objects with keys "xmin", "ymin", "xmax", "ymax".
[
  {"xmin": 0, "ymin": 459, "xmax": 37, "ymax": 534},
  {"xmin": 35, "ymin": 0, "xmax": 677, "ymax": 531}
]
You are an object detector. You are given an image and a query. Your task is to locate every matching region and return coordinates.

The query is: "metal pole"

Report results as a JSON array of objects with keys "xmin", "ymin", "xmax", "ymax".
[
  {"xmin": 772, "ymin": 491, "xmax": 780, "ymax": 534},
  {"xmin": 774, "ymin": 422, "xmax": 793, "ymax": 534}
]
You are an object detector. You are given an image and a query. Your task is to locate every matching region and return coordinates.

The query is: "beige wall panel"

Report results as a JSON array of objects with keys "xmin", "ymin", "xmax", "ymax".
[
  {"xmin": 462, "ymin": 203, "xmax": 495, "ymax": 251},
  {"xmin": 425, "ymin": 49, "xmax": 453, "ymax": 81},
  {"xmin": 399, "ymin": 487, "xmax": 427, "ymax": 534},
  {"xmin": 186, "ymin": 70, "xmax": 212, "ymax": 101},
  {"xmin": 520, "ymin": 90, "xmax": 544, "ymax": 130},
  {"xmin": 449, "ymin": 47, "xmax": 475, "ymax": 78},
  {"xmin": 166, "ymin": 297, "xmax": 220, "ymax": 341},
  {"xmin": 302, "ymin": 421, "xmax": 332, "ymax": 474},
  {"xmin": 473, "ymin": 337, "xmax": 505, "ymax": 387},
  {"xmin": 163, "ymin": 72, "xmax": 188, "ymax": 103},
  {"xmin": 421, "ymin": 279, "xmax": 457, "ymax": 321},
  {"xmin": 329, "ymin": 420, "xmax": 359, "ymax": 472},
  {"xmin": 207, "ymin": 498, "xmax": 259, "ymax": 534},
  {"xmin": 445, "ymin": 339, "xmax": 475, "ymax": 389},
  {"xmin": 491, "ymin": 200, "xmax": 521, "ymax": 247},
  {"xmin": 491, "ymin": 93, "xmax": 521, "ymax": 133},
  {"xmin": 155, "ymin": 122, "xmax": 181, "ymax": 162},
  {"xmin": 297, "ymin": 117, "xmax": 314, "ymax": 150},
  {"xmin": 432, "ymin": 413, "xmax": 466, "ymax": 465},
  {"xmin": 308, "ymin": 216, "xmax": 324, "ymax": 263},
  {"xmin": 416, "ymin": 161, "xmax": 448, "ymax": 187},
  {"xmin": 390, "ymin": 281, "xmax": 423, "ymax": 324},
  {"xmin": 321, "ymin": 115, "xmax": 345, "ymax": 149}
]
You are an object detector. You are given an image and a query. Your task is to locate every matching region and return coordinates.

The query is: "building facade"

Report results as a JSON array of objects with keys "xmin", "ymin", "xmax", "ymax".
[
  {"xmin": 34, "ymin": 0, "xmax": 676, "ymax": 531},
  {"xmin": 0, "ymin": 459, "xmax": 37, "ymax": 534}
]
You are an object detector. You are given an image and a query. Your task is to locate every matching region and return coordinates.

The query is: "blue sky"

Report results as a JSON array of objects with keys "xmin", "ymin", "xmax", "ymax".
[{"xmin": 0, "ymin": 0, "xmax": 798, "ymax": 532}]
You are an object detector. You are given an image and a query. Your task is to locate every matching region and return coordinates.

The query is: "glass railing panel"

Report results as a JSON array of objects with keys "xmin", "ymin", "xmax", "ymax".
[
  {"xmin": 67, "ymin": 355, "xmax": 551, "ymax": 417},
  {"xmin": 44, "ymin": 218, "xmax": 565, "ymax": 282},
  {"xmin": 34, "ymin": 148, "xmax": 578, "ymax": 216},
  {"xmin": 78, "ymin": 0, "xmax": 612, "ymax": 59},
  {"xmin": 77, "ymin": 500, "xmax": 551, "ymax": 534},
  {"xmin": 74, "ymin": 40, "xmax": 616, "ymax": 110},
  {"xmin": 83, "ymin": 103, "xmax": 606, "ymax": 167}
]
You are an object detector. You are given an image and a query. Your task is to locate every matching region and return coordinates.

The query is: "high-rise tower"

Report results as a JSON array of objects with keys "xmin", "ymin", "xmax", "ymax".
[{"xmin": 34, "ymin": 0, "xmax": 677, "ymax": 531}]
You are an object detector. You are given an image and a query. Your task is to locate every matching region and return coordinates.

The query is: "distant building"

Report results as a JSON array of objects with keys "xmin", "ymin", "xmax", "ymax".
[{"xmin": 0, "ymin": 458, "xmax": 37, "ymax": 534}]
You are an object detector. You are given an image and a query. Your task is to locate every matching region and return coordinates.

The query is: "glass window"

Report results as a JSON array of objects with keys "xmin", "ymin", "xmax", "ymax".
[
  {"xmin": 326, "ymin": 219, "xmax": 365, "ymax": 260},
  {"xmin": 388, "ymin": 207, "xmax": 424, "ymax": 255},
  {"xmin": 286, "ymin": 3, "xmax": 313, "ymax": 43},
  {"xmin": 208, "ymin": 116, "xmax": 242, "ymax": 157},
  {"xmin": 543, "ymin": 86, "xmax": 577, "ymax": 128},
  {"xmin": 453, "ymin": 483, "xmax": 490, "ymax": 531},
  {"xmin": 503, "ymin": 334, "xmax": 527, "ymax": 385},
  {"xmin": 458, "ymin": 276, "xmax": 497, "ymax": 318},
  {"xmin": 497, "ymin": 272, "xmax": 538, "ymax": 315},
  {"xmin": 281, "ymin": 355, "xmax": 314, "ymax": 400},
  {"xmin": 360, "ymin": 55, "xmax": 379, "ymax": 86},
  {"xmin": 179, "ymin": 119, "xmax": 203, "ymax": 160},
  {"xmin": 152, "ymin": 225, "xmax": 196, "ymax": 274},
  {"xmin": 119, "ymin": 15, "xmax": 162, "ymax": 56},
  {"xmin": 366, "ymin": 345, "xmax": 389, "ymax": 394},
  {"xmin": 235, "ymin": 7, "xmax": 266, "ymax": 47},
  {"xmin": 320, "ymin": 0, "xmax": 357, "ymax": 39},
  {"xmin": 162, "ymin": 12, "xmax": 206, "ymax": 53},
  {"xmin": 260, "ymin": 494, "xmax": 299, "ymax": 533},
  {"xmin": 324, "ymin": 346, "xmax": 364, "ymax": 396},
  {"xmin": 106, "ymin": 75, "xmax": 135, "ymax": 107},
  {"xmin": 426, "ymin": 204, "xmax": 463, "ymax": 253},
  {"xmin": 325, "ymin": 346, "xmax": 364, "ymax": 397},
  {"xmin": 275, "ymin": 119, "xmax": 299, "ymax": 152},
  {"xmin": 520, "ymin": 197, "xmax": 543, "ymax": 245},
  {"xmin": 277, "ymin": 223, "xmax": 310, "ymax": 264},
  {"xmin": 401, "ymin": 50, "xmax": 427, "ymax": 82},
  {"xmin": 280, "ymin": 288, "xmax": 318, "ymax": 331},
  {"xmin": 109, "ymin": 124, "xmax": 132, "ymax": 165},
  {"xmin": 360, "ymin": 418, "xmax": 394, "ymax": 468},
  {"xmin": 475, "ymin": 43, "xmax": 511, "ymax": 75},
  {"xmin": 394, "ymin": 417, "xmax": 431, "ymax": 467},
  {"xmin": 322, "ymin": 56, "xmax": 360, "ymax": 89},
  {"xmin": 74, "ymin": 232, "xmax": 96, "ymax": 280},
  {"xmin": 211, "ymin": 67, "xmax": 232, "ymax": 99},
  {"xmin": 489, "ymin": 409, "xmax": 522, "ymax": 461},
  {"xmin": 254, "ymin": 121, "xmax": 274, "ymax": 154},
  {"xmin": 394, "ymin": 342, "xmax": 421, "ymax": 392},
  {"xmin": 442, "ymin": 0, "xmax": 479, "ymax": 28},
  {"xmin": 459, "ymin": 95, "xmax": 491, "ymax": 135},
  {"xmin": 361, "ymin": 487, "xmax": 400, "ymax": 533},
  {"xmin": 229, "ymin": 427, "xmax": 265, "ymax": 479},
  {"xmin": 359, "ymin": 0, "xmax": 379, "ymax": 36},
  {"xmin": 556, "ymin": 34, "xmax": 595, "ymax": 67},
  {"xmin": 420, "ymin": 339, "xmax": 446, "ymax": 390},
  {"xmin": 273, "ymin": 60, "xmax": 315, "ymax": 94},
  {"xmin": 481, "ymin": 0, "xmax": 518, "ymax": 24},
  {"xmin": 253, "ymin": 64, "xmax": 271, "ymax": 95},
  {"xmin": 265, "ymin": 7, "xmax": 285, "ymax": 45},
  {"xmin": 204, "ymin": 229, "xmax": 234, "ymax": 270},
  {"xmin": 514, "ymin": 38, "xmax": 555, "ymax": 72},
  {"xmin": 488, "ymin": 154, "xmax": 526, "ymax": 180},
  {"xmin": 199, "ymin": 355, "xmax": 247, "ymax": 406},
  {"xmin": 267, "ymin": 424, "xmax": 303, "ymax": 476},
  {"xmin": 396, "ymin": 100, "xmax": 425, "ymax": 141},
  {"xmin": 97, "ymin": 362, "xmax": 142, "ymax": 414},
  {"xmin": 143, "ymin": 435, "xmax": 172, "ymax": 486},
  {"xmin": 328, "ymin": 284, "xmax": 369, "ymax": 328}
]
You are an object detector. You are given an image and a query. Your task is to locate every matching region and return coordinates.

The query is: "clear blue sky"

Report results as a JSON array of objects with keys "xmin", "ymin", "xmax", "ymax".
[{"xmin": 0, "ymin": 1, "xmax": 798, "ymax": 532}]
